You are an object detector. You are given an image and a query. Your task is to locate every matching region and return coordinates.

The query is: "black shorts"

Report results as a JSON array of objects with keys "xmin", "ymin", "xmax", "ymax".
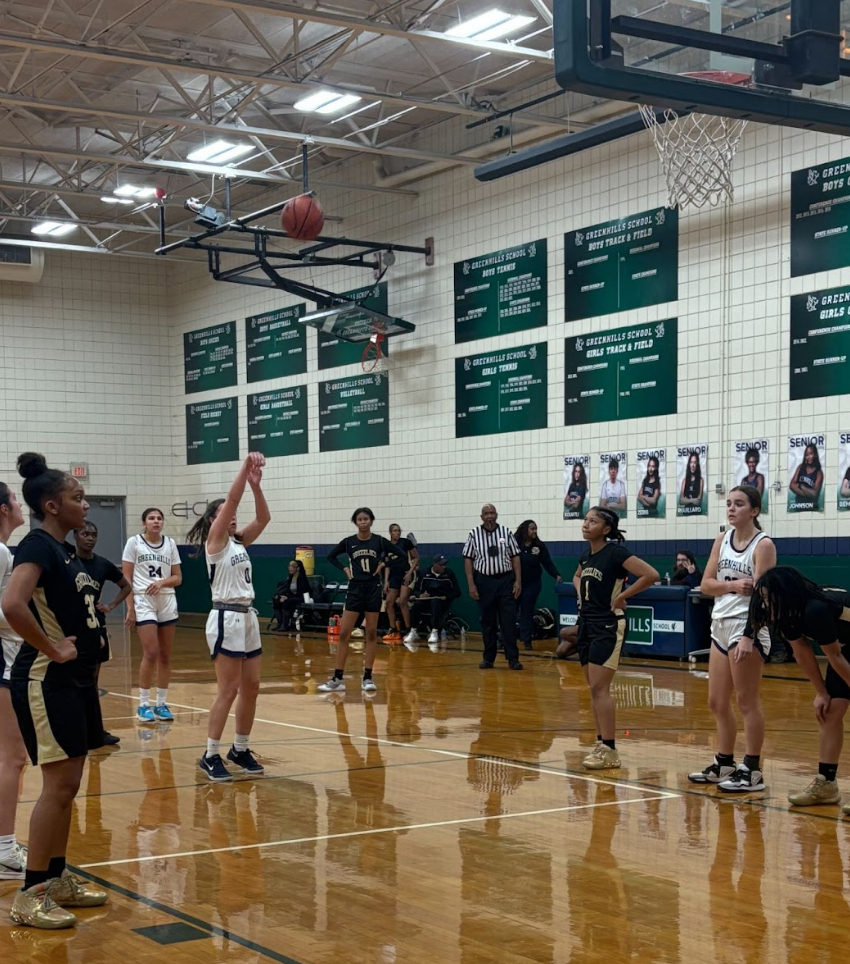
[
  {"xmin": 826, "ymin": 649, "xmax": 850, "ymax": 701},
  {"xmin": 345, "ymin": 581, "xmax": 382, "ymax": 614},
  {"xmin": 11, "ymin": 678, "xmax": 104, "ymax": 766},
  {"xmin": 98, "ymin": 631, "xmax": 111, "ymax": 664},
  {"xmin": 576, "ymin": 614, "xmax": 626, "ymax": 670},
  {"xmin": 386, "ymin": 572, "xmax": 409, "ymax": 592}
]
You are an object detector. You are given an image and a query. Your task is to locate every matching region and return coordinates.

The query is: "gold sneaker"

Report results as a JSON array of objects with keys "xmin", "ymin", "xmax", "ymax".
[
  {"xmin": 583, "ymin": 743, "xmax": 621, "ymax": 770},
  {"xmin": 50, "ymin": 870, "xmax": 108, "ymax": 908},
  {"xmin": 10, "ymin": 882, "xmax": 77, "ymax": 929},
  {"xmin": 788, "ymin": 775, "xmax": 841, "ymax": 807}
]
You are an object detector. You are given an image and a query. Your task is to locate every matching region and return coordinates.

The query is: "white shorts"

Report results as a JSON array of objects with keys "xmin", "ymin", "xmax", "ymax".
[
  {"xmin": 1, "ymin": 636, "xmax": 22, "ymax": 684},
  {"xmin": 134, "ymin": 593, "xmax": 179, "ymax": 626},
  {"xmin": 711, "ymin": 617, "xmax": 771, "ymax": 659},
  {"xmin": 205, "ymin": 608, "xmax": 262, "ymax": 660}
]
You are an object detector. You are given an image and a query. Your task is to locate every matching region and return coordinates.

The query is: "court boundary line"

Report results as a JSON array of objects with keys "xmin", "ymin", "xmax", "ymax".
[{"xmin": 79, "ymin": 792, "xmax": 677, "ymax": 868}]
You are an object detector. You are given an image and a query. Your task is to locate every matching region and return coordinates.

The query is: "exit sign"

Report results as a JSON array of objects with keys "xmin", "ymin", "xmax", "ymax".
[{"xmin": 70, "ymin": 463, "xmax": 88, "ymax": 482}]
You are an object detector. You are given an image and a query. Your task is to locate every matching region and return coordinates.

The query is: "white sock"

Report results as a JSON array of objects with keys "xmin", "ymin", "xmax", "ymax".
[
  {"xmin": 233, "ymin": 733, "xmax": 249, "ymax": 752},
  {"xmin": 139, "ymin": 688, "xmax": 150, "ymax": 707},
  {"xmin": 0, "ymin": 833, "xmax": 15, "ymax": 859},
  {"xmin": 206, "ymin": 738, "xmax": 221, "ymax": 757},
  {"xmin": 156, "ymin": 688, "xmax": 168, "ymax": 706}
]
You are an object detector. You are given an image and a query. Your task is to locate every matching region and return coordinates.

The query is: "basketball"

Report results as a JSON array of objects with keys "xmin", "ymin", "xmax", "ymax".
[{"xmin": 281, "ymin": 194, "xmax": 325, "ymax": 241}]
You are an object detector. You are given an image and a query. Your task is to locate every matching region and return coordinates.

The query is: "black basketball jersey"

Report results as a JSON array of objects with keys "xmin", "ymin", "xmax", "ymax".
[
  {"xmin": 329, "ymin": 534, "xmax": 403, "ymax": 582},
  {"xmin": 778, "ymin": 588, "xmax": 850, "ymax": 652},
  {"xmin": 578, "ymin": 542, "xmax": 633, "ymax": 617},
  {"xmin": 80, "ymin": 554, "xmax": 123, "ymax": 631},
  {"xmin": 385, "ymin": 537, "xmax": 413, "ymax": 577},
  {"xmin": 10, "ymin": 529, "xmax": 104, "ymax": 684}
]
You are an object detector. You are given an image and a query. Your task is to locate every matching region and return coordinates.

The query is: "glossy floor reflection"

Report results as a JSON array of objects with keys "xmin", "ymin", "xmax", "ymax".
[{"xmin": 2, "ymin": 624, "xmax": 849, "ymax": 964}]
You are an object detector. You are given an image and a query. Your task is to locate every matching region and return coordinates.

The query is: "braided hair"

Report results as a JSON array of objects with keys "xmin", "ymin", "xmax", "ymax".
[
  {"xmin": 590, "ymin": 507, "xmax": 626, "ymax": 543},
  {"xmin": 749, "ymin": 566, "xmax": 826, "ymax": 637}
]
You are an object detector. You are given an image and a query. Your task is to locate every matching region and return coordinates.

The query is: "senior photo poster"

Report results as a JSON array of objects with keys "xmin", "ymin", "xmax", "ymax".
[
  {"xmin": 837, "ymin": 433, "xmax": 850, "ymax": 511},
  {"xmin": 733, "ymin": 439, "xmax": 770, "ymax": 514},
  {"xmin": 563, "ymin": 454, "xmax": 591, "ymax": 520},
  {"xmin": 635, "ymin": 448, "xmax": 666, "ymax": 519},
  {"xmin": 787, "ymin": 434, "xmax": 825, "ymax": 513},
  {"xmin": 598, "ymin": 451, "xmax": 628, "ymax": 519},
  {"xmin": 676, "ymin": 443, "xmax": 708, "ymax": 517}
]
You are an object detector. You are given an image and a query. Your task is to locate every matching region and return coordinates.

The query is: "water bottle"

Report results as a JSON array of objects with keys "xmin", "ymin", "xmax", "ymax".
[{"xmin": 664, "ymin": 571, "xmax": 670, "ymax": 586}]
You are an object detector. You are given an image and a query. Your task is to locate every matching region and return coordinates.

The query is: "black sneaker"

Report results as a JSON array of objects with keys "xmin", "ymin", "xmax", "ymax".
[
  {"xmin": 102, "ymin": 731, "xmax": 120, "ymax": 746},
  {"xmin": 479, "ymin": 660, "xmax": 494, "ymax": 669},
  {"xmin": 226, "ymin": 747, "xmax": 265, "ymax": 775},
  {"xmin": 687, "ymin": 757, "xmax": 736, "ymax": 784},
  {"xmin": 718, "ymin": 765, "xmax": 766, "ymax": 793},
  {"xmin": 199, "ymin": 753, "xmax": 233, "ymax": 782},
  {"xmin": 509, "ymin": 660, "xmax": 524, "ymax": 670}
]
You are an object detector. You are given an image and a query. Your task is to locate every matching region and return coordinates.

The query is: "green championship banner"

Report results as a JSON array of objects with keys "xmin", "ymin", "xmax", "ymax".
[
  {"xmin": 186, "ymin": 397, "xmax": 239, "ymax": 465},
  {"xmin": 839, "ymin": 434, "xmax": 850, "ymax": 512},
  {"xmin": 319, "ymin": 372, "xmax": 389, "ymax": 452},
  {"xmin": 245, "ymin": 305, "xmax": 306, "ymax": 382},
  {"xmin": 565, "ymin": 319, "xmax": 677, "ymax": 425},
  {"xmin": 791, "ymin": 158, "xmax": 850, "ymax": 277},
  {"xmin": 455, "ymin": 343, "xmax": 547, "ymax": 438},
  {"xmin": 563, "ymin": 455, "xmax": 591, "ymax": 520},
  {"xmin": 733, "ymin": 440, "xmax": 770, "ymax": 514},
  {"xmin": 454, "ymin": 239, "xmax": 547, "ymax": 343},
  {"xmin": 247, "ymin": 386, "xmax": 308, "ymax": 458},
  {"xmin": 787, "ymin": 434, "xmax": 826, "ymax": 513},
  {"xmin": 317, "ymin": 282, "xmax": 388, "ymax": 370},
  {"xmin": 184, "ymin": 322, "xmax": 237, "ymax": 394},
  {"xmin": 676, "ymin": 444, "xmax": 708, "ymax": 517},
  {"xmin": 790, "ymin": 285, "xmax": 850, "ymax": 400},
  {"xmin": 564, "ymin": 207, "xmax": 678, "ymax": 321},
  {"xmin": 635, "ymin": 449, "xmax": 666, "ymax": 519}
]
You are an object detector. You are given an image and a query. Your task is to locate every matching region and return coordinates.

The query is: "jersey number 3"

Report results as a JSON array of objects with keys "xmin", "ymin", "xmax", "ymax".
[{"xmin": 84, "ymin": 593, "xmax": 99, "ymax": 630}]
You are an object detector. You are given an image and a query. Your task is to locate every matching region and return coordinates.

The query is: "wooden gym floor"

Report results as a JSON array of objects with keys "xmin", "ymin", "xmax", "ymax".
[{"xmin": 1, "ymin": 622, "xmax": 849, "ymax": 964}]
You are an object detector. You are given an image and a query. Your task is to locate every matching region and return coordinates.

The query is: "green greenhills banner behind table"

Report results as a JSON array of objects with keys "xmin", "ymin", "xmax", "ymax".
[
  {"xmin": 565, "ymin": 319, "xmax": 677, "ymax": 425},
  {"xmin": 186, "ymin": 397, "xmax": 239, "ymax": 465},
  {"xmin": 455, "ymin": 343, "xmax": 547, "ymax": 438},
  {"xmin": 565, "ymin": 207, "xmax": 678, "ymax": 322},
  {"xmin": 183, "ymin": 322, "xmax": 237, "ymax": 394},
  {"xmin": 247, "ymin": 386, "xmax": 308, "ymax": 458},
  {"xmin": 454, "ymin": 239, "xmax": 548, "ymax": 343}
]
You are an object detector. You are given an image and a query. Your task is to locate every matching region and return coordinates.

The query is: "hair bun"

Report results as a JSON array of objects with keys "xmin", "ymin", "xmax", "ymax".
[{"xmin": 17, "ymin": 451, "xmax": 48, "ymax": 480}]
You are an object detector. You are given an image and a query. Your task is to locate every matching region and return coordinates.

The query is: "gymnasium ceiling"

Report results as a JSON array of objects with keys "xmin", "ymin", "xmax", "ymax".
[{"xmin": 0, "ymin": 1, "xmax": 846, "ymax": 260}]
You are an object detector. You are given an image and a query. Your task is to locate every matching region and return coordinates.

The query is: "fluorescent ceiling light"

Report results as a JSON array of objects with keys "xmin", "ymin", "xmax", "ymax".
[
  {"xmin": 31, "ymin": 221, "xmax": 77, "ymax": 237},
  {"xmin": 445, "ymin": 10, "xmax": 535, "ymax": 41},
  {"xmin": 186, "ymin": 140, "xmax": 253, "ymax": 164},
  {"xmin": 100, "ymin": 196, "xmax": 135, "ymax": 204},
  {"xmin": 294, "ymin": 91, "xmax": 362, "ymax": 114},
  {"xmin": 113, "ymin": 184, "xmax": 157, "ymax": 198}
]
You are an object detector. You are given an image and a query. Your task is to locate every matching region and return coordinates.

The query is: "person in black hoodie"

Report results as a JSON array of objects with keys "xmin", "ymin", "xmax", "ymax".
[
  {"xmin": 515, "ymin": 520, "xmax": 562, "ymax": 651},
  {"xmin": 271, "ymin": 559, "xmax": 311, "ymax": 632},
  {"xmin": 413, "ymin": 555, "xmax": 461, "ymax": 646}
]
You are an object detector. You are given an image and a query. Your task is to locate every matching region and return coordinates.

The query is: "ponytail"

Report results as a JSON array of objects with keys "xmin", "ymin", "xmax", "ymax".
[
  {"xmin": 593, "ymin": 507, "xmax": 626, "ymax": 543},
  {"xmin": 186, "ymin": 499, "xmax": 225, "ymax": 557},
  {"xmin": 729, "ymin": 485, "xmax": 763, "ymax": 531}
]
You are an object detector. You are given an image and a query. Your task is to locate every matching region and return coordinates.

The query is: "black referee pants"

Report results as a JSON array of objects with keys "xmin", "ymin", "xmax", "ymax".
[{"xmin": 474, "ymin": 571, "xmax": 519, "ymax": 664}]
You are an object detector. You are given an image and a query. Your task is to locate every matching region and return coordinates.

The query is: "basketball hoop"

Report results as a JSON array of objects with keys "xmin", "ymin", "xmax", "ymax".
[
  {"xmin": 639, "ymin": 71, "xmax": 751, "ymax": 209},
  {"xmin": 361, "ymin": 332, "xmax": 386, "ymax": 374}
]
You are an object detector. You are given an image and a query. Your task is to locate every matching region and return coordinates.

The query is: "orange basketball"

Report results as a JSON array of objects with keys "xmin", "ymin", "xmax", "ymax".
[{"xmin": 281, "ymin": 194, "xmax": 325, "ymax": 241}]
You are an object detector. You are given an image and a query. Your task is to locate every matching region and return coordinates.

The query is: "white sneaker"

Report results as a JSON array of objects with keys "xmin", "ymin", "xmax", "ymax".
[
  {"xmin": 404, "ymin": 629, "xmax": 419, "ymax": 644},
  {"xmin": 362, "ymin": 677, "xmax": 377, "ymax": 693},
  {"xmin": 0, "ymin": 842, "xmax": 26, "ymax": 880},
  {"xmin": 351, "ymin": 627, "xmax": 365, "ymax": 638},
  {"xmin": 317, "ymin": 677, "xmax": 345, "ymax": 692},
  {"xmin": 427, "ymin": 630, "xmax": 438, "ymax": 644}
]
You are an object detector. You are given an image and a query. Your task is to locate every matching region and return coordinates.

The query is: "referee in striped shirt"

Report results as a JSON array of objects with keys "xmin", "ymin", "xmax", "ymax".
[{"xmin": 462, "ymin": 504, "xmax": 523, "ymax": 670}]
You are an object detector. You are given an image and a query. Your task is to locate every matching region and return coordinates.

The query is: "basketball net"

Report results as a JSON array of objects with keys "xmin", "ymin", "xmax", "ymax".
[
  {"xmin": 361, "ymin": 332, "xmax": 386, "ymax": 374},
  {"xmin": 639, "ymin": 71, "xmax": 750, "ymax": 209}
]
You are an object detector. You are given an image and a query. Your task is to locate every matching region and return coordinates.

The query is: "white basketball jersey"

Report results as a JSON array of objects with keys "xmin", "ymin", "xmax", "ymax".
[
  {"xmin": 207, "ymin": 537, "xmax": 254, "ymax": 606},
  {"xmin": 0, "ymin": 542, "xmax": 23, "ymax": 646},
  {"xmin": 712, "ymin": 529, "xmax": 768, "ymax": 620},
  {"xmin": 122, "ymin": 534, "xmax": 181, "ymax": 595}
]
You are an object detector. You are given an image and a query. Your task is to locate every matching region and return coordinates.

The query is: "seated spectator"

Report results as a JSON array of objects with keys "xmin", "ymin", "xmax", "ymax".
[
  {"xmin": 671, "ymin": 550, "xmax": 702, "ymax": 589},
  {"xmin": 411, "ymin": 555, "xmax": 460, "ymax": 646},
  {"xmin": 272, "ymin": 559, "xmax": 311, "ymax": 632}
]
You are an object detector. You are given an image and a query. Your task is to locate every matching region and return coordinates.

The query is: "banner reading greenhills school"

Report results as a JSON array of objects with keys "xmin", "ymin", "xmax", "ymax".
[
  {"xmin": 787, "ymin": 434, "xmax": 826, "ymax": 513},
  {"xmin": 790, "ymin": 285, "xmax": 850, "ymax": 400},
  {"xmin": 454, "ymin": 239, "xmax": 547, "ymax": 343},
  {"xmin": 791, "ymin": 157, "xmax": 850, "ymax": 277},
  {"xmin": 186, "ymin": 397, "xmax": 239, "ymax": 465},
  {"xmin": 733, "ymin": 439, "xmax": 770, "ymax": 514},
  {"xmin": 565, "ymin": 319, "xmax": 677, "ymax": 426},
  {"xmin": 455, "ymin": 343, "xmax": 547, "ymax": 438},
  {"xmin": 319, "ymin": 372, "xmax": 389, "ymax": 452},
  {"xmin": 676, "ymin": 444, "xmax": 708, "ymax": 517},
  {"xmin": 598, "ymin": 452, "xmax": 628, "ymax": 519},
  {"xmin": 317, "ymin": 283, "xmax": 388, "ymax": 370},
  {"xmin": 247, "ymin": 386, "xmax": 308, "ymax": 458},
  {"xmin": 183, "ymin": 322, "xmax": 237, "ymax": 394},
  {"xmin": 838, "ymin": 434, "xmax": 850, "ymax": 512},
  {"xmin": 245, "ymin": 305, "xmax": 306, "ymax": 382},
  {"xmin": 565, "ymin": 207, "xmax": 678, "ymax": 321},
  {"xmin": 635, "ymin": 448, "xmax": 666, "ymax": 519},
  {"xmin": 563, "ymin": 455, "xmax": 591, "ymax": 520}
]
